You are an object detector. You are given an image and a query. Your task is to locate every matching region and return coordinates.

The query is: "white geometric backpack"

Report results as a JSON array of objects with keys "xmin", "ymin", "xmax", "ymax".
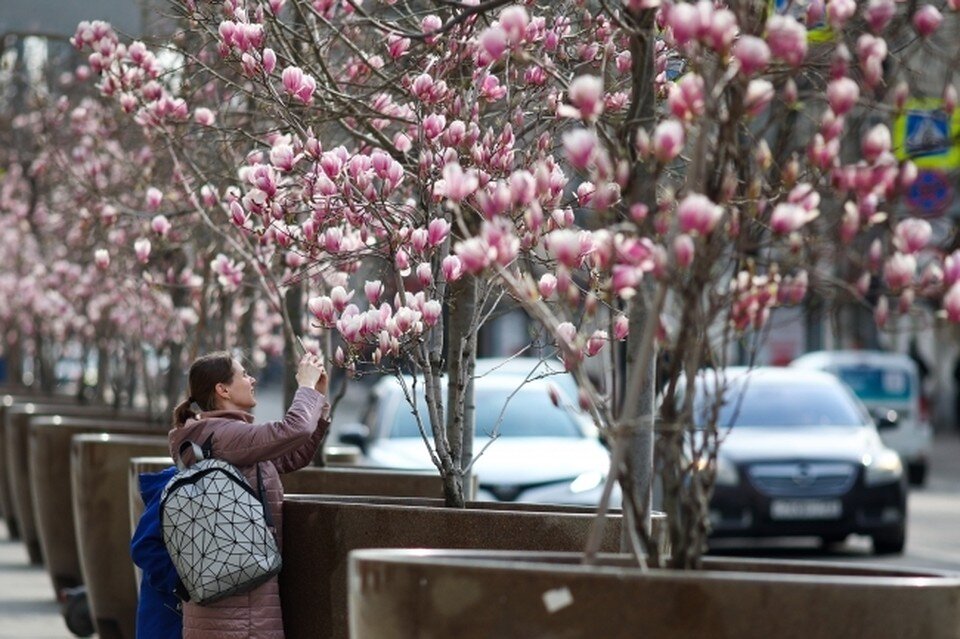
[{"xmin": 160, "ymin": 436, "xmax": 282, "ymax": 605}]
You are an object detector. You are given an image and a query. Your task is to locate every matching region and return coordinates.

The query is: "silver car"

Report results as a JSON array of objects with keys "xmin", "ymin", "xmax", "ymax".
[{"xmin": 339, "ymin": 359, "xmax": 618, "ymax": 506}]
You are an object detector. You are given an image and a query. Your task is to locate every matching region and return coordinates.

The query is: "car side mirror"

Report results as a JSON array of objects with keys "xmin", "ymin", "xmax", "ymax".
[
  {"xmin": 875, "ymin": 409, "xmax": 899, "ymax": 431},
  {"xmin": 338, "ymin": 423, "xmax": 371, "ymax": 453}
]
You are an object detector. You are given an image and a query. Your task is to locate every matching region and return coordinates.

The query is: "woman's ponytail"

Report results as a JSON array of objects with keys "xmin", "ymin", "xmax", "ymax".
[{"xmin": 172, "ymin": 398, "xmax": 195, "ymax": 428}]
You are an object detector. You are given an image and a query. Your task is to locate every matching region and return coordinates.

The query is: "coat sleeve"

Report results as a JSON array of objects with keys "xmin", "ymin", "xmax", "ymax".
[
  {"xmin": 209, "ymin": 387, "xmax": 325, "ymax": 467},
  {"xmin": 271, "ymin": 411, "xmax": 331, "ymax": 474}
]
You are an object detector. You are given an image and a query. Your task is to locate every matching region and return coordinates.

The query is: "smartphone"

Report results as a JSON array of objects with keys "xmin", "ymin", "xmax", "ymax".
[{"xmin": 295, "ymin": 335, "xmax": 308, "ymax": 356}]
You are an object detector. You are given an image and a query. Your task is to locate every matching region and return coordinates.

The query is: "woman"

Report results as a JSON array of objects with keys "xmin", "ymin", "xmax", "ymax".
[{"xmin": 169, "ymin": 350, "xmax": 329, "ymax": 639}]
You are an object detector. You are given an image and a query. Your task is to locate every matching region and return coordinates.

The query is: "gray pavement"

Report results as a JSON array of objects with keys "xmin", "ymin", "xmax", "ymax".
[{"xmin": 0, "ymin": 521, "xmax": 70, "ymax": 638}]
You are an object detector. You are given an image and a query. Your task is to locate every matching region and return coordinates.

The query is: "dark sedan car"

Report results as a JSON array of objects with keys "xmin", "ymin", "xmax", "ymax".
[{"xmin": 689, "ymin": 367, "xmax": 907, "ymax": 554}]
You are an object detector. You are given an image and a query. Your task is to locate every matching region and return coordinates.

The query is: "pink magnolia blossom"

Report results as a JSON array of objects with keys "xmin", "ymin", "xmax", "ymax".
[
  {"xmin": 567, "ymin": 75, "xmax": 605, "ymax": 120},
  {"xmin": 478, "ymin": 25, "xmax": 508, "ymax": 63},
  {"xmin": 262, "ymin": 48, "xmax": 277, "ymax": 74},
  {"xmin": 416, "ymin": 263, "xmax": 433, "ymax": 287},
  {"xmin": 586, "ymin": 330, "xmax": 608, "ymax": 357},
  {"xmin": 428, "ymin": 218, "xmax": 450, "ymax": 247},
  {"xmin": 364, "ymin": 280, "xmax": 383, "ymax": 305},
  {"xmin": 612, "ymin": 265, "xmax": 641, "ymax": 298},
  {"xmin": 857, "ymin": 35, "xmax": 888, "ymax": 88},
  {"xmin": 766, "ymin": 15, "xmax": 807, "ymax": 67},
  {"xmin": 330, "ymin": 285, "xmax": 354, "ymax": 312},
  {"xmin": 145, "ymin": 186, "xmax": 162, "ymax": 212},
  {"xmin": 944, "ymin": 283, "xmax": 960, "ymax": 322},
  {"xmin": 442, "ymin": 255, "xmax": 463, "ymax": 282},
  {"xmin": 864, "ymin": 0, "xmax": 896, "ymax": 33},
  {"xmin": 395, "ymin": 249, "xmax": 411, "ymax": 275},
  {"xmin": 556, "ymin": 321, "xmax": 578, "ymax": 349},
  {"xmin": 133, "ymin": 237, "xmax": 151, "ymax": 264},
  {"xmin": 894, "ymin": 219, "xmax": 932, "ymax": 254},
  {"xmin": 732, "ymin": 36, "xmax": 770, "ymax": 76},
  {"xmin": 422, "ymin": 113, "xmax": 446, "ymax": 139},
  {"xmin": 666, "ymin": 2, "xmax": 701, "ymax": 46},
  {"xmin": 677, "ymin": 193, "xmax": 723, "ymax": 235},
  {"xmin": 94, "ymin": 248, "xmax": 110, "ymax": 270},
  {"xmin": 308, "ymin": 296, "xmax": 336, "ymax": 325},
  {"xmin": 437, "ymin": 163, "xmax": 479, "ymax": 202},
  {"xmin": 874, "ymin": 296, "xmax": 890, "ymax": 328},
  {"xmin": 538, "ymin": 273, "xmax": 558, "ymax": 299},
  {"xmin": 652, "ymin": 119, "xmax": 685, "ymax": 162},
  {"xmin": 826, "ymin": 78, "xmax": 859, "ymax": 116},
  {"xmin": 563, "ymin": 129, "xmax": 597, "ymax": 171},
  {"xmin": 499, "ymin": 5, "xmax": 530, "ymax": 43},
  {"xmin": 614, "ymin": 314, "xmax": 629, "ymax": 340},
  {"xmin": 455, "ymin": 238, "xmax": 494, "ymax": 273},
  {"xmin": 913, "ymin": 5, "xmax": 943, "ymax": 37},
  {"xmin": 150, "ymin": 214, "xmax": 171, "ymax": 237},
  {"xmin": 883, "ymin": 253, "xmax": 916, "ymax": 290},
  {"xmin": 547, "ymin": 229, "xmax": 587, "ymax": 268},
  {"xmin": 945, "ymin": 85, "xmax": 958, "ymax": 115},
  {"xmin": 410, "ymin": 229, "xmax": 429, "ymax": 253},
  {"xmin": 744, "ymin": 79, "xmax": 774, "ymax": 116},
  {"xmin": 944, "ymin": 250, "xmax": 960, "ymax": 286},
  {"xmin": 826, "ymin": 0, "xmax": 856, "ymax": 28},
  {"xmin": 270, "ymin": 143, "xmax": 296, "ymax": 171},
  {"xmin": 673, "ymin": 234, "xmax": 695, "ymax": 269},
  {"xmin": 861, "ymin": 124, "xmax": 891, "ymax": 163},
  {"xmin": 705, "ymin": 8, "xmax": 738, "ymax": 53},
  {"xmin": 194, "ymin": 107, "xmax": 215, "ymax": 126},
  {"xmin": 281, "ymin": 66, "xmax": 316, "ymax": 103},
  {"xmin": 668, "ymin": 74, "xmax": 705, "ymax": 121},
  {"xmin": 422, "ymin": 300, "xmax": 442, "ymax": 326},
  {"xmin": 386, "ymin": 34, "xmax": 410, "ymax": 59}
]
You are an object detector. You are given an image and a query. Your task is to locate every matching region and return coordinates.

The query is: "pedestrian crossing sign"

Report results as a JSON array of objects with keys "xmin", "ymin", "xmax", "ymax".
[{"xmin": 893, "ymin": 98, "xmax": 960, "ymax": 169}]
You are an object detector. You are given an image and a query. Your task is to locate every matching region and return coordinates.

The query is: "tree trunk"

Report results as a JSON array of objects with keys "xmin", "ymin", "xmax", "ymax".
[{"xmin": 443, "ymin": 274, "xmax": 478, "ymax": 508}]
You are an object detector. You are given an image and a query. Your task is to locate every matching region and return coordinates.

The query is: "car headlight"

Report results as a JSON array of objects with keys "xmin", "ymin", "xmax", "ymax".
[
  {"xmin": 863, "ymin": 450, "xmax": 904, "ymax": 486},
  {"xmin": 569, "ymin": 471, "xmax": 605, "ymax": 494}
]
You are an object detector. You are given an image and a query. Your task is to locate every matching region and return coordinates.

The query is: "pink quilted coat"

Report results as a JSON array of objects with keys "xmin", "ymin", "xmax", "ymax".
[{"xmin": 168, "ymin": 387, "xmax": 328, "ymax": 639}]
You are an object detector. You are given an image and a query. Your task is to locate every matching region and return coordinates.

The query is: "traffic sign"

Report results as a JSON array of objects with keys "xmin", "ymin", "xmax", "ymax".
[
  {"xmin": 905, "ymin": 170, "xmax": 953, "ymax": 217},
  {"xmin": 893, "ymin": 98, "xmax": 960, "ymax": 169}
]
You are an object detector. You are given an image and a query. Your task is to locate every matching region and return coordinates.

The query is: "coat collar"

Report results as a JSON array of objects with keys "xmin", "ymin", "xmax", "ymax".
[{"xmin": 186, "ymin": 409, "xmax": 255, "ymax": 426}]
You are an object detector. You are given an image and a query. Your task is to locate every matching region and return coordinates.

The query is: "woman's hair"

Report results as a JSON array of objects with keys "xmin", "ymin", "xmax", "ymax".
[{"xmin": 172, "ymin": 351, "xmax": 236, "ymax": 427}]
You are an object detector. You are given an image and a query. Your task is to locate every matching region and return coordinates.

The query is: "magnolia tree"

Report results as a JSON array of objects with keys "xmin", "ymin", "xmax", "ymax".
[{"xmin": 70, "ymin": 0, "xmax": 960, "ymax": 566}]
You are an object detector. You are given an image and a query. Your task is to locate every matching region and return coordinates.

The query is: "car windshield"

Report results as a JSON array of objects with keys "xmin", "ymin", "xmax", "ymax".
[
  {"xmin": 387, "ymin": 386, "xmax": 583, "ymax": 438},
  {"xmin": 694, "ymin": 377, "xmax": 870, "ymax": 428},
  {"xmin": 833, "ymin": 367, "xmax": 912, "ymax": 403}
]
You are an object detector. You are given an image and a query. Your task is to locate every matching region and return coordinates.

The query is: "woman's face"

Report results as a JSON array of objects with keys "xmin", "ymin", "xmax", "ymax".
[{"xmin": 218, "ymin": 359, "xmax": 257, "ymax": 411}]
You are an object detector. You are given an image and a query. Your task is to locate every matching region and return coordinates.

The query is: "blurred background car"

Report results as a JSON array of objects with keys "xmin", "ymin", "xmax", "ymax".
[
  {"xmin": 684, "ymin": 367, "xmax": 907, "ymax": 555},
  {"xmin": 338, "ymin": 357, "xmax": 619, "ymax": 506},
  {"xmin": 791, "ymin": 350, "xmax": 933, "ymax": 485}
]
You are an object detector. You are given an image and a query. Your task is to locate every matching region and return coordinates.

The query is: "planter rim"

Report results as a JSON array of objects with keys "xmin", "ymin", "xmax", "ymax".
[
  {"xmin": 349, "ymin": 548, "xmax": 960, "ymax": 586},
  {"xmin": 286, "ymin": 493, "xmax": 630, "ymax": 516},
  {"xmin": 72, "ymin": 433, "xmax": 167, "ymax": 444}
]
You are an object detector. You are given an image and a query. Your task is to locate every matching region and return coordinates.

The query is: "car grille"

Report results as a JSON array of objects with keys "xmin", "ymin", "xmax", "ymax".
[{"xmin": 747, "ymin": 462, "xmax": 857, "ymax": 497}]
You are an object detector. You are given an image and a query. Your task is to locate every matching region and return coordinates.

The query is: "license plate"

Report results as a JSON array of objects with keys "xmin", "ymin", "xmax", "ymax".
[{"xmin": 770, "ymin": 499, "xmax": 842, "ymax": 521}]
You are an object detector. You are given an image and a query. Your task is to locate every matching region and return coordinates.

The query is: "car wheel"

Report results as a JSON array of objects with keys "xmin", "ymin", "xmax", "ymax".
[
  {"xmin": 872, "ymin": 526, "xmax": 906, "ymax": 555},
  {"xmin": 907, "ymin": 462, "xmax": 927, "ymax": 486}
]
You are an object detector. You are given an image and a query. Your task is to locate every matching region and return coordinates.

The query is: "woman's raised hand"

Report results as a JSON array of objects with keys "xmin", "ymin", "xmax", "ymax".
[
  {"xmin": 295, "ymin": 353, "xmax": 325, "ymax": 389},
  {"xmin": 315, "ymin": 365, "xmax": 329, "ymax": 396}
]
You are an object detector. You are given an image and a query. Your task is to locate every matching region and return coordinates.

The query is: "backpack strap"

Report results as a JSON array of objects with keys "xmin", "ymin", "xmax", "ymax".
[
  {"xmin": 176, "ymin": 440, "xmax": 205, "ymax": 471},
  {"xmin": 256, "ymin": 463, "xmax": 275, "ymax": 529}
]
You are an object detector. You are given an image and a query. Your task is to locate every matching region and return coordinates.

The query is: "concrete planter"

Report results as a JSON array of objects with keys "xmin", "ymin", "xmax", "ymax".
[
  {"xmin": 280, "ymin": 495, "xmax": 638, "ymax": 639},
  {"xmin": 31, "ymin": 417, "xmax": 164, "ymax": 597},
  {"xmin": 7, "ymin": 405, "xmax": 154, "ymax": 565},
  {"xmin": 0, "ymin": 394, "xmax": 75, "ymax": 538},
  {"xmin": 71, "ymin": 433, "xmax": 168, "ymax": 639},
  {"xmin": 349, "ymin": 549, "xmax": 960, "ymax": 639}
]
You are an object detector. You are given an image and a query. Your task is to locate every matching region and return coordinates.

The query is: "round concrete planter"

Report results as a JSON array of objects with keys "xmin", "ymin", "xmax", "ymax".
[
  {"xmin": 280, "ymin": 495, "xmax": 641, "ymax": 639},
  {"xmin": 32, "ymin": 418, "xmax": 165, "ymax": 597},
  {"xmin": 0, "ymin": 394, "xmax": 75, "ymax": 538},
  {"xmin": 349, "ymin": 549, "xmax": 960, "ymax": 639},
  {"xmin": 7, "ymin": 405, "xmax": 153, "ymax": 565},
  {"xmin": 71, "ymin": 433, "xmax": 168, "ymax": 639}
]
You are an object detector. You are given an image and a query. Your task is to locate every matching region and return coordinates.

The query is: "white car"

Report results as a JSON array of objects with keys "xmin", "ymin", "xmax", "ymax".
[
  {"xmin": 339, "ymin": 358, "xmax": 618, "ymax": 506},
  {"xmin": 791, "ymin": 350, "xmax": 933, "ymax": 485}
]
